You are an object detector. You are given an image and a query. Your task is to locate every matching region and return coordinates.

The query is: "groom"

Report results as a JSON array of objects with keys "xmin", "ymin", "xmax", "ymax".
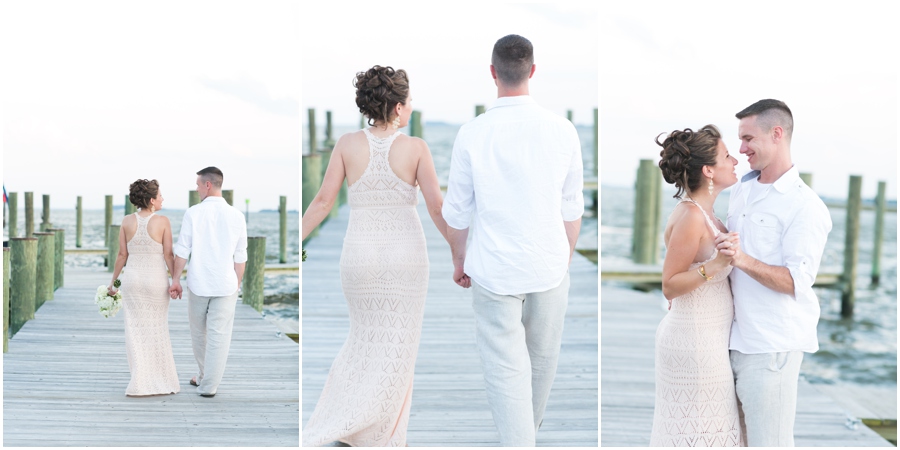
[
  {"xmin": 442, "ymin": 34, "xmax": 583, "ymax": 446},
  {"xmin": 717, "ymin": 99, "xmax": 832, "ymax": 446},
  {"xmin": 169, "ymin": 166, "xmax": 248, "ymax": 397}
]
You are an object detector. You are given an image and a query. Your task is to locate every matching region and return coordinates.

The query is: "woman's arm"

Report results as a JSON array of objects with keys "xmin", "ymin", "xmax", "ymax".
[
  {"xmin": 415, "ymin": 139, "xmax": 450, "ymax": 243},
  {"xmin": 661, "ymin": 206, "xmax": 733, "ymax": 301},
  {"xmin": 109, "ymin": 218, "xmax": 130, "ymax": 293},
  {"xmin": 302, "ymin": 136, "xmax": 347, "ymax": 241},
  {"xmin": 161, "ymin": 217, "xmax": 176, "ymax": 282}
]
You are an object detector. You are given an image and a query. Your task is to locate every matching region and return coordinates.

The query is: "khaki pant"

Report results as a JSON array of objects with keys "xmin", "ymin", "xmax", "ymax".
[
  {"xmin": 188, "ymin": 288, "xmax": 239, "ymax": 395},
  {"xmin": 731, "ymin": 350, "xmax": 804, "ymax": 446},
  {"xmin": 472, "ymin": 272, "xmax": 569, "ymax": 447}
]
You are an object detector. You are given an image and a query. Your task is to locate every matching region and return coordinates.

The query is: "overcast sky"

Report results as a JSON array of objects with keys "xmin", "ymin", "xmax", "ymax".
[
  {"xmin": 1, "ymin": 0, "xmax": 300, "ymax": 211},
  {"xmin": 301, "ymin": 2, "xmax": 598, "ymax": 127},
  {"xmin": 600, "ymin": 2, "xmax": 898, "ymax": 200}
]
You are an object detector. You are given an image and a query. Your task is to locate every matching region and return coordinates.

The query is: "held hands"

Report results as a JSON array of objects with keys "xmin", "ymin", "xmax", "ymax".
[
  {"xmin": 714, "ymin": 232, "xmax": 741, "ymax": 266},
  {"xmin": 453, "ymin": 264, "xmax": 471, "ymax": 289},
  {"xmin": 168, "ymin": 280, "xmax": 183, "ymax": 299},
  {"xmin": 107, "ymin": 284, "xmax": 118, "ymax": 297}
]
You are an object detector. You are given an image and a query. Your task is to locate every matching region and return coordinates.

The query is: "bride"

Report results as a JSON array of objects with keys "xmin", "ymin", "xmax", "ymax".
[
  {"xmin": 301, "ymin": 65, "xmax": 449, "ymax": 446},
  {"xmin": 649, "ymin": 125, "xmax": 744, "ymax": 446},
  {"xmin": 108, "ymin": 179, "xmax": 180, "ymax": 396}
]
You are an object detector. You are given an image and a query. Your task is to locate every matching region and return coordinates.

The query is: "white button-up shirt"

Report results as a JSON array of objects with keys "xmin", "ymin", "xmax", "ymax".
[
  {"xmin": 727, "ymin": 166, "xmax": 832, "ymax": 354},
  {"xmin": 442, "ymin": 95, "xmax": 584, "ymax": 295},
  {"xmin": 174, "ymin": 196, "xmax": 248, "ymax": 297}
]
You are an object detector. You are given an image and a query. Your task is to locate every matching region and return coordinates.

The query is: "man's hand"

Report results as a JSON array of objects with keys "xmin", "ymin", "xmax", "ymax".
[
  {"xmin": 715, "ymin": 232, "xmax": 743, "ymax": 266},
  {"xmin": 169, "ymin": 280, "xmax": 183, "ymax": 299},
  {"xmin": 453, "ymin": 264, "xmax": 471, "ymax": 288}
]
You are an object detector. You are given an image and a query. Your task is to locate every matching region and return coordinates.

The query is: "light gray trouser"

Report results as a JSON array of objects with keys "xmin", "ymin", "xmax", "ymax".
[
  {"xmin": 730, "ymin": 350, "xmax": 804, "ymax": 446},
  {"xmin": 472, "ymin": 272, "xmax": 569, "ymax": 447},
  {"xmin": 188, "ymin": 288, "xmax": 238, "ymax": 395}
]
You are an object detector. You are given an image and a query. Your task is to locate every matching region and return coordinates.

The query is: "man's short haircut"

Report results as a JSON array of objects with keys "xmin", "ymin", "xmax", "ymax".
[
  {"xmin": 491, "ymin": 34, "xmax": 534, "ymax": 86},
  {"xmin": 735, "ymin": 99, "xmax": 794, "ymax": 141},
  {"xmin": 197, "ymin": 166, "xmax": 224, "ymax": 188}
]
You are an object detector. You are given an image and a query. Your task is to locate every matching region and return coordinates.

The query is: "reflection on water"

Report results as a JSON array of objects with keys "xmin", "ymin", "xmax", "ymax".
[{"xmin": 602, "ymin": 185, "xmax": 897, "ymax": 386}]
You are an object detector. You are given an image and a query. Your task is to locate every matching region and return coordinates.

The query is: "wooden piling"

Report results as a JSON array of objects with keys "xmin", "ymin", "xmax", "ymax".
[
  {"xmin": 125, "ymin": 194, "xmax": 135, "ymax": 215},
  {"xmin": 841, "ymin": 175, "xmax": 862, "ymax": 318},
  {"xmin": 3, "ymin": 247, "xmax": 9, "ymax": 352},
  {"xmin": 104, "ymin": 195, "xmax": 113, "ymax": 242},
  {"xmin": 34, "ymin": 232, "xmax": 55, "ymax": 308},
  {"xmin": 76, "ymin": 196, "xmax": 83, "ymax": 248},
  {"xmin": 593, "ymin": 108, "xmax": 599, "ymax": 178},
  {"xmin": 632, "ymin": 159, "xmax": 661, "ymax": 264},
  {"xmin": 567, "ymin": 110, "xmax": 573, "ymax": 122},
  {"xmin": 302, "ymin": 153, "xmax": 323, "ymax": 242},
  {"xmin": 25, "ymin": 192, "xmax": 34, "ymax": 238},
  {"xmin": 41, "ymin": 194, "xmax": 51, "ymax": 231},
  {"xmin": 223, "ymin": 190, "xmax": 234, "ymax": 206},
  {"xmin": 410, "ymin": 110, "xmax": 422, "ymax": 138},
  {"xmin": 324, "ymin": 110, "xmax": 336, "ymax": 148},
  {"xmin": 279, "ymin": 196, "xmax": 287, "ymax": 264},
  {"xmin": 359, "ymin": 114, "xmax": 365, "ymax": 130},
  {"xmin": 9, "ymin": 237, "xmax": 37, "ymax": 337},
  {"xmin": 476, "ymin": 105, "xmax": 485, "ymax": 117},
  {"xmin": 189, "ymin": 191, "xmax": 200, "ymax": 207},
  {"xmin": 800, "ymin": 172, "xmax": 813, "ymax": 188},
  {"xmin": 49, "ymin": 228, "xmax": 65, "ymax": 290},
  {"xmin": 243, "ymin": 236, "xmax": 266, "ymax": 312},
  {"xmin": 107, "ymin": 225, "xmax": 120, "ymax": 274},
  {"xmin": 872, "ymin": 180, "xmax": 887, "ymax": 284},
  {"xmin": 308, "ymin": 108, "xmax": 318, "ymax": 154},
  {"xmin": 8, "ymin": 192, "xmax": 17, "ymax": 238}
]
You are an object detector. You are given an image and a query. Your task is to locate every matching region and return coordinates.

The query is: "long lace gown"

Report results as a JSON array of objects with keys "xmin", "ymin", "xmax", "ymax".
[
  {"xmin": 650, "ymin": 200, "xmax": 744, "ymax": 446},
  {"xmin": 303, "ymin": 129, "xmax": 429, "ymax": 447},
  {"xmin": 121, "ymin": 213, "xmax": 180, "ymax": 396}
]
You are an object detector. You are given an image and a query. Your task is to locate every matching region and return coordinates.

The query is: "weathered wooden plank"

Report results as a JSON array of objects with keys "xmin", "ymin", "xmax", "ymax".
[
  {"xmin": 302, "ymin": 198, "xmax": 598, "ymax": 446},
  {"xmin": 600, "ymin": 284, "xmax": 892, "ymax": 446},
  {"xmin": 3, "ymin": 268, "xmax": 298, "ymax": 447}
]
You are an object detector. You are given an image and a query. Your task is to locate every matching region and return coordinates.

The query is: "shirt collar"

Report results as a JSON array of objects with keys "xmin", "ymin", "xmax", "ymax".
[
  {"xmin": 488, "ymin": 95, "xmax": 535, "ymax": 110},
  {"xmin": 201, "ymin": 196, "xmax": 226, "ymax": 203},
  {"xmin": 740, "ymin": 165, "xmax": 799, "ymax": 193}
]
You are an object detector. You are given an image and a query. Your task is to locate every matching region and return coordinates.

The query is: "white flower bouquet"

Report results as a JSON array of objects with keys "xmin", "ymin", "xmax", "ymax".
[{"xmin": 95, "ymin": 280, "xmax": 123, "ymax": 318}]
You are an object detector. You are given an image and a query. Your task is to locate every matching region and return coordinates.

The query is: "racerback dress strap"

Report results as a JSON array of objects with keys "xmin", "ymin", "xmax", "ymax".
[
  {"xmin": 134, "ymin": 212, "xmax": 154, "ymax": 236},
  {"xmin": 680, "ymin": 198, "xmax": 720, "ymax": 237}
]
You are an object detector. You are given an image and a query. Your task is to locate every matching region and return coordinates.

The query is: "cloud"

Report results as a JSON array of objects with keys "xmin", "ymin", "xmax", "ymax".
[{"xmin": 199, "ymin": 76, "xmax": 299, "ymax": 117}]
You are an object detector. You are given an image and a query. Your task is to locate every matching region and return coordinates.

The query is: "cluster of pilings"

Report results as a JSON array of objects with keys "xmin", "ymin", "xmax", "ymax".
[
  {"xmin": 4, "ymin": 189, "xmax": 294, "ymax": 351},
  {"xmin": 630, "ymin": 162, "xmax": 891, "ymax": 317}
]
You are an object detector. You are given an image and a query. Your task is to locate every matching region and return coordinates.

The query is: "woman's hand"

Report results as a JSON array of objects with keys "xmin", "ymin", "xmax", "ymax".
[
  {"xmin": 710, "ymin": 232, "xmax": 739, "ymax": 272},
  {"xmin": 107, "ymin": 284, "xmax": 118, "ymax": 296}
]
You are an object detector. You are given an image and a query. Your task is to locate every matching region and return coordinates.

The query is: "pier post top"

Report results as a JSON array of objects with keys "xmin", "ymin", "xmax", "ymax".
[
  {"xmin": 47, "ymin": 228, "xmax": 65, "ymax": 232},
  {"xmin": 248, "ymin": 236, "xmax": 266, "ymax": 240},
  {"xmin": 10, "ymin": 237, "xmax": 38, "ymax": 241},
  {"xmin": 32, "ymin": 232, "xmax": 54, "ymax": 236}
]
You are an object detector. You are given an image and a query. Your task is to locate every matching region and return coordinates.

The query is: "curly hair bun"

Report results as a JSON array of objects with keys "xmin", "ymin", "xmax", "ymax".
[
  {"xmin": 353, "ymin": 65, "xmax": 409, "ymax": 127},
  {"xmin": 656, "ymin": 125, "xmax": 721, "ymax": 198},
  {"xmin": 128, "ymin": 179, "xmax": 159, "ymax": 210}
]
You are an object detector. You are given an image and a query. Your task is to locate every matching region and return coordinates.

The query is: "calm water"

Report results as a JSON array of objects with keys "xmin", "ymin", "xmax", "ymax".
[
  {"xmin": 601, "ymin": 185, "xmax": 898, "ymax": 386},
  {"xmin": 3, "ymin": 208, "xmax": 300, "ymax": 328},
  {"xmin": 304, "ymin": 121, "xmax": 599, "ymax": 249}
]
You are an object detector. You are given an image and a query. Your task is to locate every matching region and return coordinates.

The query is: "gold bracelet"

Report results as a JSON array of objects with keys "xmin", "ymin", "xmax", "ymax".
[{"xmin": 698, "ymin": 265, "xmax": 712, "ymax": 281}]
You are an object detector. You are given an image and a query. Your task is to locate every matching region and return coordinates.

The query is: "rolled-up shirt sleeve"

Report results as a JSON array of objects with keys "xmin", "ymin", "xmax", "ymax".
[
  {"xmin": 233, "ymin": 214, "xmax": 248, "ymax": 263},
  {"xmin": 561, "ymin": 127, "xmax": 584, "ymax": 221},
  {"xmin": 783, "ymin": 200, "xmax": 832, "ymax": 300},
  {"xmin": 442, "ymin": 130, "xmax": 475, "ymax": 230},
  {"xmin": 173, "ymin": 209, "xmax": 193, "ymax": 260}
]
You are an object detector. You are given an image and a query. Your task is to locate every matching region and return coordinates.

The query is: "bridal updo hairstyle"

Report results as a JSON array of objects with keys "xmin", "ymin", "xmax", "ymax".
[
  {"xmin": 129, "ymin": 179, "xmax": 159, "ymax": 210},
  {"xmin": 657, "ymin": 125, "xmax": 722, "ymax": 199},
  {"xmin": 354, "ymin": 66, "xmax": 409, "ymax": 127}
]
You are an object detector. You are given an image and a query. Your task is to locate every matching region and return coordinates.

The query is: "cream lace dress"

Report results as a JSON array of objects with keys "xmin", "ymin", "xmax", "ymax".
[
  {"xmin": 650, "ymin": 200, "xmax": 744, "ymax": 446},
  {"xmin": 121, "ymin": 212, "xmax": 180, "ymax": 396},
  {"xmin": 303, "ymin": 129, "xmax": 429, "ymax": 447}
]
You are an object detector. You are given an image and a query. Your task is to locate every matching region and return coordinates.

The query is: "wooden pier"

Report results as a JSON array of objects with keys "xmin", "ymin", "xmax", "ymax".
[
  {"xmin": 3, "ymin": 268, "xmax": 299, "ymax": 447},
  {"xmin": 600, "ymin": 284, "xmax": 892, "ymax": 446},
  {"xmin": 302, "ymin": 197, "xmax": 598, "ymax": 446}
]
